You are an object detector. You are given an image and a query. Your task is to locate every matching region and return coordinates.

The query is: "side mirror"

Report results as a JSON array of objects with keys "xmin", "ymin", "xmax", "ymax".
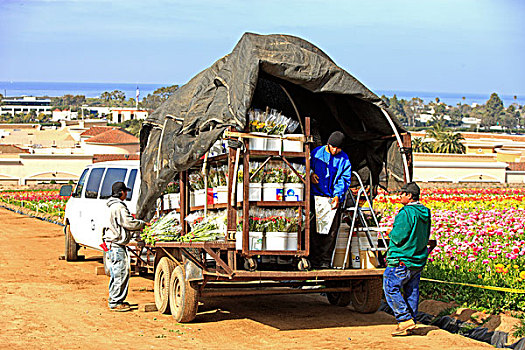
[{"xmin": 59, "ymin": 185, "xmax": 73, "ymax": 197}]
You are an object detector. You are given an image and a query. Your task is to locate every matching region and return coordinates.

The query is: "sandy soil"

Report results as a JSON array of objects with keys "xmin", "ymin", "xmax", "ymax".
[{"xmin": 0, "ymin": 208, "xmax": 493, "ymax": 350}]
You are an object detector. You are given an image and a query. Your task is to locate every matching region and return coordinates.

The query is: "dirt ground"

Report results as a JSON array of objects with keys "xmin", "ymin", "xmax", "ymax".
[{"xmin": 0, "ymin": 208, "xmax": 493, "ymax": 350}]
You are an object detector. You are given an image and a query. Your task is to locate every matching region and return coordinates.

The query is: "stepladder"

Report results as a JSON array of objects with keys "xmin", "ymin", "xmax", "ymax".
[{"xmin": 331, "ymin": 171, "xmax": 389, "ymax": 269}]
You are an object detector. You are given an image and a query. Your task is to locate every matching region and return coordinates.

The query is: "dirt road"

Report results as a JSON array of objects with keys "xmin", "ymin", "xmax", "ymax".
[{"xmin": 0, "ymin": 208, "xmax": 492, "ymax": 350}]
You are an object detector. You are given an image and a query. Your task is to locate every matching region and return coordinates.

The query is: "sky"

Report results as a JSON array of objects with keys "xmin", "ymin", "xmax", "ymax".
[{"xmin": 0, "ymin": 0, "xmax": 524, "ymax": 96}]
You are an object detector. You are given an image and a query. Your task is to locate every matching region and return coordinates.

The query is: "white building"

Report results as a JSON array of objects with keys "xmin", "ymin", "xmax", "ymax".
[
  {"xmin": 52, "ymin": 109, "xmax": 79, "ymax": 121},
  {"xmin": 0, "ymin": 96, "xmax": 52, "ymax": 116},
  {"xmin": 109, "ymin": 108, "xmax": 148, "ymax": 124}
]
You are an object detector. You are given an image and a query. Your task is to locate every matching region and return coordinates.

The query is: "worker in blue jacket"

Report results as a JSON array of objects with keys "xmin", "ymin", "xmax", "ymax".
[{"xmin": 310, "ymin": 131, "xmax": 352, "ymax": 268}]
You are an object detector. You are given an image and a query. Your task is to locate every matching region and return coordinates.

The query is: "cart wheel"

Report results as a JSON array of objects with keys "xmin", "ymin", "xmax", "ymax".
[
  {"xmin": 326, "ymin": 281, "xmax": 351, "ymax": 307},
  {"xmin": 297, "ymin": 258, "xmax": 310, "ymax": 271},
  {"xmin": 155, "ymin": 257, "xmax": 176, "ymax": 314},
  {"xmin": 64, "ymin": 224, "xmax": 79, "ymax": 261},
  {"xmin": 244, "ymin": 258, "xmax": 257, "ymax": 271},
  {"xmin": 350, "ymin": 277, "xmax": 383, "ymax": 313},
  {"xmin": 169, "ymin": 265, "xmax": 199, "ymax": 323},
  {"xmin": 102, "ymin": 251, "xmax": 111, "ymax": 276}
]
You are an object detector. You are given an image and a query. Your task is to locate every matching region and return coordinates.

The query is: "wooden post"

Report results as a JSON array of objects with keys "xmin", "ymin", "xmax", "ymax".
[
  {"xmin": 304, "ymin": 117, "xmax": 311, "ymax": 256},
  {"xmin": 180, "ymin": 170, "xmax": 189, "ymax": 236}
]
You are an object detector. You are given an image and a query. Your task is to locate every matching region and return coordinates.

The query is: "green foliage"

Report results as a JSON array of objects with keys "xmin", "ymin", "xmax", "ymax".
[
  {"xmin": 52, "ymin": 94, "xmax": 86, "ymax": 109},
  {"xmin": 139, "ymin": 85, "xmax": 179, "ymax": 110},
  {"xmin": 512, "ymin": 313, "xmax": 525, "ymax": 338},
  {"xmin": 111, "ymin": 119, "xmax": 142, "ymax": 137},
  {"xmin": 423, "ymin": 124, "xmax": 465, "ymax": 154},
  {"xmin": 411, "ymin": 137, "xmax": 433, "ymax": 153}
]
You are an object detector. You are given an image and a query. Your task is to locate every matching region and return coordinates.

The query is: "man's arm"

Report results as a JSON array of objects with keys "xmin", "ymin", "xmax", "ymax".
[
  {"xmin": 333, "ymin": 159, "xmax": 352, "ymax": 200},
  {"xmin": 389, "ymin": 209, "xmax": 411, "ymax": 246},
  {"xmin": 118, "ymin": 204, "xmax": 146, "ymax": 231}
]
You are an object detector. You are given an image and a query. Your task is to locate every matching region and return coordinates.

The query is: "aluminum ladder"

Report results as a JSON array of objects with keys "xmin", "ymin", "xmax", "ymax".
[{"xmin": 331, "ymin": 171, "xmax": 389, "ymax": 269}]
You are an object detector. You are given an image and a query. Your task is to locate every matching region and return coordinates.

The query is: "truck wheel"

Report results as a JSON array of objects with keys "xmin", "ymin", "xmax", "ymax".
[
  {"xmin": 169, "ymin": 265, "xmax": 199, "ymax": 322},
  {"xmin": 102, "ymin": 251, "xmax": 111, "ymax": 276},
  {"xmin": 64, "ymin": 225, "xmax": 79, "ymax": 261},
  {"xmin": 326, "ymin": 281, "xmax": 351, "ymax": 307},
  {"xmin": 154, "ymin": 257, "xmax": 176, "ymax": 314},
  {"xmin": 350, "ymin": 278, "xmax": 383, "ymax": 313}
]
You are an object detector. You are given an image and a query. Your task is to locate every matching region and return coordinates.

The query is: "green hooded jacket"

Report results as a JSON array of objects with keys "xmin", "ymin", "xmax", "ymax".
[{"xmin": 387, "ymin": 202, "xmax": 431, "ymax": 269}]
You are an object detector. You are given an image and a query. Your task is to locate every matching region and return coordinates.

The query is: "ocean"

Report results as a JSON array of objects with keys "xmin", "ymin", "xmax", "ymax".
[{"xmin": 0, "ymin": 81, "xmax": 522, "ymax": 107}]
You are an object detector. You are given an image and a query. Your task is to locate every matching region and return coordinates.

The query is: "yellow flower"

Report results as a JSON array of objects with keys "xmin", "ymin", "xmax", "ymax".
[
  {"xmin": 520, "ymin": 271, "xmax": 525, "ymax": 279},
  {"xmin": 477, "ymin": 274, "xmax": 482, "ymax": 279},
  {"xmin": 514, "ymin": 265, "xmax": 520, "ymax": 269}
]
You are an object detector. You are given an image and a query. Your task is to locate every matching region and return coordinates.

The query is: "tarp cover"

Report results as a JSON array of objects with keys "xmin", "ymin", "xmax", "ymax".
[{"xmin": 137, "ymin": 32, "xmax": 408, "ymax": 220}]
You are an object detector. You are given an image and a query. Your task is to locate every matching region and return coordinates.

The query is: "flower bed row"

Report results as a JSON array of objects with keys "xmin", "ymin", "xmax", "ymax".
[
  {"xmin": 0, "ymin": 189, "xmax": 67, "ymax": 219},
  {"xmin": 375, "ymin": 188, "xmax": 525, "ymax": 312}
]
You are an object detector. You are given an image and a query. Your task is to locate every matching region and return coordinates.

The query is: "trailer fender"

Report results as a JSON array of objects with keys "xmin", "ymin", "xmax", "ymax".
[{"xmin": 185, "ymin": 260, "xmax": 203, "ymax": 282}]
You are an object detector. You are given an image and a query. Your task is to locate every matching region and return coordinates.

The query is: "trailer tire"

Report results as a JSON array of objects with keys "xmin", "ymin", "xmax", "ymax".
[
  {"xmin": 102, "ymin": 251, "xmax": 111, "ymax": 276},
  {"xmin": 64, "ymin": 224, "xmax": 79, "ymax": 261},
  {"xmin": 169, "ymin": 265, "xmax": 199, "ymax": 323},
  {"xmin": 326, "ymin": 281, "xmax": 351, "ymax": 307},
  {"xmin": 350, "ymin": 278, "xmax": 383, "ymax": 313},
  {"xmin": 154, "ymin": 257, "xmax": 176, "ymax": 314}
]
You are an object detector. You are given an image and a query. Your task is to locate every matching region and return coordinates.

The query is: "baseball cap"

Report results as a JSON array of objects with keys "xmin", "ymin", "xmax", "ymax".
[
  {"xmin": 398, "ymin": 182, "xmax": 420, "ymax": 197},
  {"xmin": 112, "ymin": 181, "xmax": 131, "ymax": 196}
]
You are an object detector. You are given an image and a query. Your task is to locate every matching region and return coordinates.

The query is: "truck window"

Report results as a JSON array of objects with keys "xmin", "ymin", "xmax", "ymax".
[
  {"xmin": 126, "ymin": 169, "xmax": 138, "ymax": 201},
  {"xmin": 72, "ymin": 169, "xmax": 88, "ymax": 198},
  {"xmin": 99, "ymin": 168, "xmax": 128, "ymax": 199},
  {"xmin": 85, "ymin": 168, "xmax": 105, "ymax": 199}
]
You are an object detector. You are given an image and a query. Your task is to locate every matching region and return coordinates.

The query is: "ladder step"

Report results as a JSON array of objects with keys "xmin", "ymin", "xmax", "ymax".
[{"xmin": 355, "ymin": 227, "xmax": 389, "ymax": 232}]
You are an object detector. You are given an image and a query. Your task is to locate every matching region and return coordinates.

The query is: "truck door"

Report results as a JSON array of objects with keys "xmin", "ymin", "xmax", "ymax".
[{"xmin": 81, "ymin": 168, "xmax": 106, "ymax": 249}]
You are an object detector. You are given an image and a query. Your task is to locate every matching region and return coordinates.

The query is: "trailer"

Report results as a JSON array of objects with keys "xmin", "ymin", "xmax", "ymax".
[{"xmin": 133, "ymin": 33, "xmax": 414, "ymax": 322}]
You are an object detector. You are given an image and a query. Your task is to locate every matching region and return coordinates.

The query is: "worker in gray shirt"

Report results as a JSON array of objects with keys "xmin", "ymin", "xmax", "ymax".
[{"xmin": 103, "ymin": 181, "xmax": 146, "ymax": 312}]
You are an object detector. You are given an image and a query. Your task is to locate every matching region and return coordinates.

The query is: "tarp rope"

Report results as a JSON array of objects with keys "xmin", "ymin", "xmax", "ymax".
[{"xmin": 421, "ymin": 277, "xmax": 525, "ymax": 294}]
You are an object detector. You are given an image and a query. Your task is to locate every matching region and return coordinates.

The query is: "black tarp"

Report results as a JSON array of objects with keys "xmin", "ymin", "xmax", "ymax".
[{"xmin": 137, "ymin": 33, "xmax": 408, "ymax": 220}]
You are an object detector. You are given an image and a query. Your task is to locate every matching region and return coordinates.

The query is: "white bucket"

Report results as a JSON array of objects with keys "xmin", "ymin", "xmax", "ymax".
[
  {"xmin": 194, "ymin": 189, "xmax": 206, "ymax": 207},
  {"xmin": 236, "ymin": 231, "xmax": 264, "ymax": 251},
  {"xmin": 215, "ymin": 186, "xmax": 228, "ymax": 204},
  {"xmin": 284, "ymin": 183, "xmax": 303, "ymax": 201},
  {"xmin": 171, "ymin": 193, "xmax": 180, "ymax": 209},
  {"xmin": 286, "ymin": 232, "xmax": 298, "ymax": 250},
  {"xmin": 248, "ymin": 132, "xmax": 267, "ymax": 151},
  {"xmin": 262, "ymin": 183, "xmax": 284, "ymax": 201},
  {"xmin": 265, "ymin": 231, "xmax": 287, "ymax": 250},
  {"xmin": 237, "ymin": 183, "xmax": 262, "ymax": 202},
  {"xmin": 266, "ymin": 137, "xmax": 282, "ymax": 151},
  {"xmin": 283, "ymin": 134, "xmax": 304, "ymax": 152}
]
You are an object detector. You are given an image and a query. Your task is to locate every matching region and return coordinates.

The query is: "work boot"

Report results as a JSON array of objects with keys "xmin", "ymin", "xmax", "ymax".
[
  {"xmin": 109, "ymin": 303, "xmax": 131, "ymax": 312},
  {"xmin": 391, "ymin": 319, "xmax": 416, "ymax": 336}
]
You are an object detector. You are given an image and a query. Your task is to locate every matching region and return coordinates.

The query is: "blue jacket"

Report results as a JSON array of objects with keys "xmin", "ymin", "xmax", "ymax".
[{"xmin": 310, "ymin": 145, "xmax": 352, "ymax": 199}]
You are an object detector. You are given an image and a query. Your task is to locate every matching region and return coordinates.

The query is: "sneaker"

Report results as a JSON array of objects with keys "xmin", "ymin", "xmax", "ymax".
[
  {"xmin": 109, "ymin": 303, "xmax": 131, "ymax": 312},
  {"xmin": 391, "ymin": 319, "xmax": 416, "ymax": 336},
  {"xmin": 121, "ymin": 301, "xmax": 138, "ymax": 307}
]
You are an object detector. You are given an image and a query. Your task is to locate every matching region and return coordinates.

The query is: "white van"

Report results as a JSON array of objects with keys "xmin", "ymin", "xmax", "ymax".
[{"xmin": 60, "ymin": 160, "xmax": 140, "ymax": 261}]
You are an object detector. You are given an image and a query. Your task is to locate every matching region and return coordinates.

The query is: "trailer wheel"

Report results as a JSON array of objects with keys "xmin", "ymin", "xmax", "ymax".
[
  {"xmin": 154, "ymin": 257, "xmax": 176, "ymax": 314},
  {"xmin": 169, "ymin": 265, "xmax": 199, "ymax": 322},
  {"xmin": 326, "ymin": 281, "xmax": 351, "ymax": 307},
  {"xmin": 102, "ymin": 251, "xmax": 111, "ymax": 276},
  {"xmin": 350, "ymin": 278, "xmax": 383, "ymax": 313},
  {"xmin": 64, "ymin": 224, "xmax": 79, "ymax": 261}
]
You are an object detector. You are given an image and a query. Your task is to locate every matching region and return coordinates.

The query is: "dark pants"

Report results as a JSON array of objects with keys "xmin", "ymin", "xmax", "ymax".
[
  {"xmin": 383, "ymin": 265, "xmax": 423, "ymax": 322},
  {"xmin": 310, "ymin": 198, "xmax": 342, "ymax": 266}
]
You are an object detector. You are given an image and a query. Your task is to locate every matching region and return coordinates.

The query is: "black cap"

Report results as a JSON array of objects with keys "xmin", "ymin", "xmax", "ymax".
[
  {"xmin": 112, "ymin": 181, "xmax": 131, "ymax": 196},
  {"xmin": 327, "ymin": 131, "xmax": 345, "ymax": 148},
  {"xmin": 398, "ymin": 182, "xmax": 420, "ymax": 197}
]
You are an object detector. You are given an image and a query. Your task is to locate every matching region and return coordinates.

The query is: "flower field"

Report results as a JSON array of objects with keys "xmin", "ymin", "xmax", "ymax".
[
  {"xmin": 376, "ymin": 188, "xmax": 525, "ymax": 312},
  {"xmin": 0, "ymin": 189, "xmax": 68, "ymax": 219}
]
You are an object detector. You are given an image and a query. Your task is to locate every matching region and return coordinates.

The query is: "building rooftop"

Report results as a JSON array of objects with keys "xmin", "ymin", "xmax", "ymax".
[
  {"xmin": 80, "ymin": 126, "xmax": 115, "ymax": 137},
  {"xmin": 84, "ymin": 128, "xmax": 138, "ymax": 145},
  {"xmin": 0, "ymin": 144, "xmax": 30, "ymax": 154}
]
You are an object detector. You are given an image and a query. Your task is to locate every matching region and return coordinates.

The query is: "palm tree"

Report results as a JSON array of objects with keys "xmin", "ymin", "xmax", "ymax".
[
  {"xmin": 411, "ymin": 137, "xmax": 433, "ymax": 153},
  {"xmin": 434, "ymin": 131, "xmax": 465, "ymax": 154}
]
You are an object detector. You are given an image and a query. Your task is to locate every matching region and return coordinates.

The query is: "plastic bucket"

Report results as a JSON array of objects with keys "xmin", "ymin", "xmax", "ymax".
[
  {"xmin": 194, "ymin": 189, "xmax": 206, "ymax": 207},
  {"xmin": 248, "ymin": 132, "xmax": 267, "ymax": 151},
  {"xmin": 284, "ymin": 183, "xmax": 303, "ymax": 201},
  {"xmin": 237, "ymin": 183, "xmax": 262, "ymax": 202},
  {"xmin": 350, "ymin": 234, "xmax": 361, "ymax": 268},
  {"xmin": 333, "ymin": 229, "xmax": 350, "ymax": 268},
  {"xmin": 235, "ymin": 231, "xmax": 264, "ymax": 251},
  {"xmin": 265, "ymin": 231, "xmax": 287, "ymax": 250},
  {"xmin": 286, "ymin": 232, "xmax": 298, "ymax": 250},
  {"xmin": 283, "ymin": 134, "xmax": 303, "ymax": 152},
  {"xmin": 262, "ymin": 183, "xmax": 284, "ymax": 201},
  {"xmin": 215, "ymin": 186, "xmax": 228, "ymax": 204},
  {"xmin": 266, "ymin": 137, "xmax": 282, "ymax": 151}
]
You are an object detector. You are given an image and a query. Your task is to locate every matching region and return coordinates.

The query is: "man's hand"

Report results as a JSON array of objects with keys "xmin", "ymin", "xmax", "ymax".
[
  {"xmin": 331, "ymin": 196, "xmax": 339, "ymax": 209},
  {"xmin": 311, "ymin": 173, "xmax": 319, "ymax": 184}
]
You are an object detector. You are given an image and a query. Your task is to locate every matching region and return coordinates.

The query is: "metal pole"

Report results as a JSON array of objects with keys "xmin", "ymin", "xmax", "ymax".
[{"xmin": 380, "ymin": 108, "xmax": 411, "ymax": 182}]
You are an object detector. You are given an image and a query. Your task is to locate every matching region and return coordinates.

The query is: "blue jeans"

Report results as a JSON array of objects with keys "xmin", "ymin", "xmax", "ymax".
[
  {"xmin": 108, "ymin": 244, "xmax": 130, "ymax": 308},
  {"xmin": 383, "ymin": 265, "xmax": 423, "ymax": 322}
]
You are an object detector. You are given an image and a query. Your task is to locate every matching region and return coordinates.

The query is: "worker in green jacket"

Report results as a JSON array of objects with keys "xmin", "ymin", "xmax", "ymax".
[{"xmin": 383, "ymin": 182, "xmax": 431, "ymax": 336}]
